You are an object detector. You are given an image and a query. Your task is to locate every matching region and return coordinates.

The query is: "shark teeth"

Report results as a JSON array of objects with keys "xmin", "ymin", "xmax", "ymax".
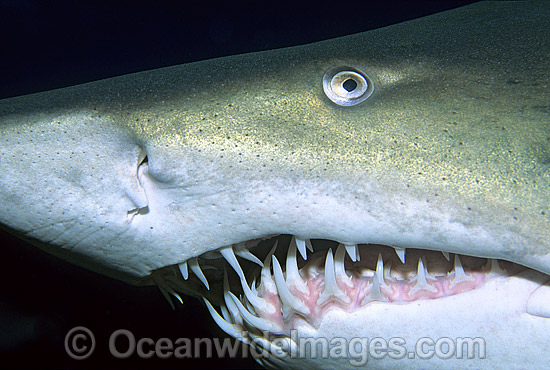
[
  {"xmin": 240, "ymin": 274, "xmax": 275, "ymax": 315},
  {"xmin": 370, "ymin": 272, "xmax": 385, "ymax": 301},
  {"xmin": 179, "ymin": 241, "xmax": 265, "ymax": 287},
  {"xmin": 157, "ymin": 285, "xmax": 176, "ymax": 310},
  {"xmin": 220, "ymin": 245, "xmax": 247, "ymax": 281},
  {"xmin": 295, "ymin": 237, "xmax": 313, "ymax": 260},
  {"xmin": 223, "ymin": 270, "xmax": 243, "ymax": 325},
  {"xmin": 271, "ymin": 254, "xmax": 311, "ymax": 319},
  {"xmin": 168, "ymin": 288, "xmax": 184, "ymax": 305},
  {"xmin": 394, "ymin": 247, "xmax": 406, "ymax": 264},
  {"xmin": 168, "ymin": 236, "xmax": 505, "ymax": 340},
  {"xmin": 344, "ymin": 244, "xmax": 359, "ymax": 262},
  {"xmin": 286, "ymin": 237, "xmax": 309, "ymax": 294},
  {"xmin": 487, "ymin": 258, "xmax": 506, "ymax": 276},
  {"xmin": 384, "ymin": 261, "xmax": 393, "ymax": 282},
  {"xmin": 220, "ymin": 245, "xmax": 275, "ymax": 314},
  {"xmin": 317, "ymin": 249, "xmax": 351, "ymax": 305},
  {"xmin": 260, "ymin": 243, "xmax": 278, "ymax": 295},
  {"xmin": 233, "ymin": 242, "xmax": 264, "ymax": 267},
  {"xmin": 203, "ymin": 298, "xmax": 248, "ymax": 342},
  {"xmin": 228, "ymin": 291, "xmax": 285, "ymax": 333},
  {"xmin": 219, "ymin": 304, "xmax": 232, "ymax": 323},
  {"xmin": 375, "ymin": 253, "xmax": 387, "ymax": 287},
  {"xmin": 449, "ymin": 255, "xmax": 475, "ymax": 288},
  {"xmin": 157, "ymin": 281, "xmax": 184, "ymax": 307},
  {"xmin": 335, "ymin": 244, "xmax": 353, "ymax": 288},
  {"xmin": 361, "ymin": 253, "xmax": 388, "ymax": 304},
  {"xmin": 178, "ymin": 261, "xmax": 188, "ymax": 280},
  {"xmin": 189, "ymin": 257, "xmax": 210, "ymax": 290},
  {"xmin": 410, "ymin": 257, "xmax": 438, "ymax": 294}
]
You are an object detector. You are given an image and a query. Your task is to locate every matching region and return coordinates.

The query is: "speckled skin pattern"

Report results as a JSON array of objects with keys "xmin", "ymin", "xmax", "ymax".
[{"xmin": 0, "ymin": 1, "xmax": 548, "ymax": 283}]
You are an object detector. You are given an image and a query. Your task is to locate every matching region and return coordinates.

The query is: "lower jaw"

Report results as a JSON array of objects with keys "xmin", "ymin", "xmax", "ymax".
[{"xmin": 151, "ymin": 234, "xmax": 527, "ymax": 336}]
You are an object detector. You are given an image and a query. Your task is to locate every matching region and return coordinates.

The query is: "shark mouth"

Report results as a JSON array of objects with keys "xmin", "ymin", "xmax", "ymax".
[{"xmin": 151, "ymin": 235, "xmax": 525, "ymax": 350}]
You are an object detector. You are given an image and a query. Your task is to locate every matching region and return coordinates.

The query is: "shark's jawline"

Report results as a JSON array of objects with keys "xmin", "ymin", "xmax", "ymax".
[{"xmin": 153, "ymin": 234, "xmax": 550, "ymax": 369}]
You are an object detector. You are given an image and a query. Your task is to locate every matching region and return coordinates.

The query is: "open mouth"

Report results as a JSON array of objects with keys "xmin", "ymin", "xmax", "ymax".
[{"xmin": 151, "ymin": 235, "xmax": 525, "ymax": 344}]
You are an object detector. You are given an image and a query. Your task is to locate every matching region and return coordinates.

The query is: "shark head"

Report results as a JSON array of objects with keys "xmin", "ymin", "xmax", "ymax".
[{"xmin": 1, "ymin": 1, "xmax": 549, "ymax": 368}]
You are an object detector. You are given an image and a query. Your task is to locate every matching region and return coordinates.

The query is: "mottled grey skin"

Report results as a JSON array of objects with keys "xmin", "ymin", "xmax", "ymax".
[{"xmin": 0, "ymin": 1, "xmax": 549, "ymax": 287}]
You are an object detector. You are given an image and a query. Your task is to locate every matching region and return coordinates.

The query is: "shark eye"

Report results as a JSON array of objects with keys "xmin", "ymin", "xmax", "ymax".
[{"xmin": 323, "ymin": 66, "xmax": 374, "ymax": 106}]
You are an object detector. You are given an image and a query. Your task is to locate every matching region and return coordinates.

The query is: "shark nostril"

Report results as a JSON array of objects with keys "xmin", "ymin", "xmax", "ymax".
[
  {"xmin": 126, "ymin": 147, "xmax": 150, "ymax": 218},
  {"xmin": 140, "ymin": 155, "xmax": 148, "ymax": 165}
]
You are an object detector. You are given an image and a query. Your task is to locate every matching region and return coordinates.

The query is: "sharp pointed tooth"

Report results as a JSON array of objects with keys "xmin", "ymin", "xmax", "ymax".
[
  {"xmin": 220, "ymin": 304, "xmax": 232, "ymax": 323},
  {"xmin": 375, "ymin": 253, "xmax": 387, "ymax": 287},
  {"xmin": 305, "ymin": 239, "xmax": 314, "ymax": 252},
  {"xmin": 318, "ymin": 249, "xmax": 350, "ymax": 305},
  {"xmin": 450, "ymin": 255, "xmax": 475, "ymax": 288},
  {"xmin": 189, "ymin": 257, "xmax": 209, "ymax": 290},
  {"xmin": 411, "ymin": 257, "xmax": 437, "ymax": 294},
  {"xmin": 442, "ymin": 251, "xmax": 450, "ymax": 261},
  {"xmin": 294, "ymin": 237, "xmax": 308, "ymax": 260},
  {"xmin": 417, "ymin": 258, "xmax": 427, "ymax": 284},
  {"xmin": 487, "ymin": 259, "xmax": 506, "ymax": 276},
  {"xmin": 157, "ymin": 285, "xmax": 175, "ymax": 310},
  {"xmin": 286, "ymin": 237, "xmax": 309, "ymax": 294},
  {"xmin": 394, "ymin": 247, "xmax": 406, "ymax": 264},
  {"xmin": 345, "ymin": 244, "xmax": 358, "ymax": 262},
  {"xmin": 178, "ymin": 261, "xmax": 189, "ymax": 280},
  {"xmin": 453, "ymin": 255, "xmax": 467, "ymax": 279},
  {"xmin": 335, "ymin": 244, "xmax": 353, "ymax": 288},
  {"xmin": 220, "ymin": 245, "xmax": 246, "ymax": 281},
  {"xmin": 245, "ymin": 300, "xmax": 255, "ymax": 314},
  {"xmin": 223, "ymin": 269, "xmax": 275, "ymax": 316},
  {"xmin": 235, "ymin": 250, "xmax": 264, "ymax": 267},
  {"xmin": 203, "ymin": 298, "xmax": 248, "ymax": 342},
  {"xmin": 271, "ymin": 255, "xmax": 311, "ymax": 318},
  {"xmin": 167, "ymin": 287, "xmax": 183, "ymax": 305},
  {"xmin": 234, "ymin": 242, "xmax": 264, "ymax": 267},
  {"xmin": 261, "ymin": 242, "xmax": 278, "ymax": 295},
  {"xmin": 223, "ymin": 270, "xmax": 243, "ymax": 325},
  {"xmin": 220, "ymin": 251, "xmax": 275, "ymax": 316},
  {"xmin": 228, "ymin": 292, "xmax": 285, "ymax": 333},
  {"xmin": 370, "ymin": 273, "xmax": 384, "ymax": 301},
  {"xmin": 223, "ymin": 268, "xmax": 231, "ymax": 291},
  {"xmin": 241, "ymin": 275, "xmax": 276, "ymax": 315},
  {"xmin": 384, "ymin": 261, "xmax": 393, "ymax": 282}
]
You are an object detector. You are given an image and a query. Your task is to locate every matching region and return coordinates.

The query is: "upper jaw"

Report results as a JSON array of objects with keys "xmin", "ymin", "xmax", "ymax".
[
  {"xmin": 130, "ymin": 168, "xmax": 550, "ymax": 282},
  {"xmin": 76, "ymin": 137, "xmax": 549, "ymax": 283},
  {"xmin": 149, "ymin": 233, "xmax": 544, "ymax": 308}
]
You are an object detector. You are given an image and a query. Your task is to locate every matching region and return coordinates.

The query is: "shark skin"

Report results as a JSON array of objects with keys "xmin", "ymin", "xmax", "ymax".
[{"xmin": 0, "ymin": 1, "xmax": 549, "ymax": 369}]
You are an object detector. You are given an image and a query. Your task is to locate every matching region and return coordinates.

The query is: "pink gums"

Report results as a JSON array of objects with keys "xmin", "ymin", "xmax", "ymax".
[{"xmin": 256, "ymin": 267, "xmax": 490, "ymax": 331}]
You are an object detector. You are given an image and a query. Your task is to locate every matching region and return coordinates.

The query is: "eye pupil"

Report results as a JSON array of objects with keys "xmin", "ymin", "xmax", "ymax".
[{"xmin": 342, "ymin": 79, "xmax": 357, "ymax": 92}]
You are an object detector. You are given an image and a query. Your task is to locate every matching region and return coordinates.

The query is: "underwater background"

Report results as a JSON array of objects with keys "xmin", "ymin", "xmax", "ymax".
[{"xmin": 0, "ymin": 1, "xmax": 478, "ymax": 368}]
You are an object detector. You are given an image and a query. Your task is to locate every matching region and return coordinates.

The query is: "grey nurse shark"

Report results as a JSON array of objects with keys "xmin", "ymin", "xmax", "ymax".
[{"xmin": 1, "ymin": 1, "xmax": 549, "ymax": 369}]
